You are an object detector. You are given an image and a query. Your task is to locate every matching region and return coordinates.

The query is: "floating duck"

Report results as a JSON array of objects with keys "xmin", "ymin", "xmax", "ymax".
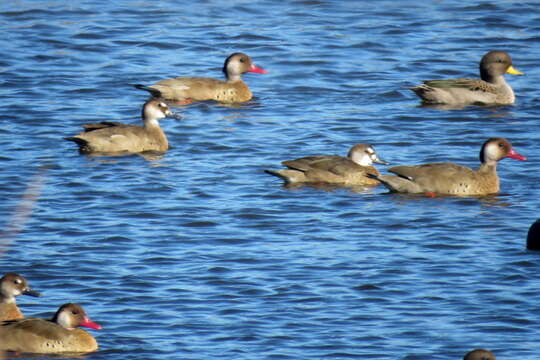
[
  {"xmin": 0, "ymin": 303, "xmax": 102, "ymax": 353},
  {"xmin": 373, "ymin": 138, "xmax": 526, "ymax": 196},
  {"xmin": 265, "ymin": 143, "xmax": 388, "ymax": 186},
  {"xmin": 135, "ymin": 52, "xmax": 267, "ymax": 103},
  {"xmin": 65, "ymin": 98, "xmax": 178, "ymax": 154},
  {"xmin": 411, "ymin": 51, "xmax": 523, "ymax": 106},
  {"xmin": 0, "ymin": 273, "xmax": 41, "ymax": 321}
]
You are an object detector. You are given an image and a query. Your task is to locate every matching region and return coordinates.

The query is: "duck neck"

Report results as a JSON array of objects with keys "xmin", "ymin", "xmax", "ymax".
[
  {"xmin": 480, "ymin": 70, "xmax": 506, "ymax": 85},
  {"xmin": 485, "ymin": 75, "xmax": 515, "ymax": 102},
  {"xmin": 143, "ymin": 118, "xmax": 167, "ymax": 150},
  {"xmin": 0, "ymin": 292, "xmax": 15, "ymax": 304},
  {"xmin": 143, "ymin": 117, "xmax": 162, "ymax": 130},
  {"xmin": 477, "ymin": 161, "xmax": 497, "ymax": 175},
  {"xmin": 478, "ymin": 161, "xmax": 500, "ymax": 193},
  {"xmin": 226, "ymin": 73, "xmax": 243, "ymax": 82}
]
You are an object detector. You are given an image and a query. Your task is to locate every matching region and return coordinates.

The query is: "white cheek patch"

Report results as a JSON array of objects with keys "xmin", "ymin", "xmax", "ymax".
[
  {"xmin": 484, "ymin": 142, "xmax": 501, "ymax": 161},
  {"xmin": 146, "ymin": 103, "xmax": 170, "ymax": 120},
  {"xmin": 0, "ymin": 282, "xmax": 17, "ymax": 298},
  {"xmin": 57, "ymin": 311, "xmax": 74, "ymax": 329},
  {"xmin": 356, "ymin": 154, "xmax": 372, "ymax": 166}
]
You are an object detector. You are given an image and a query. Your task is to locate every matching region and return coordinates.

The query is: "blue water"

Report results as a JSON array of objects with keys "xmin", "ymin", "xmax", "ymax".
[{"xmin": 1, "ymin": 1, "xmax": 540, "ymax": 359}]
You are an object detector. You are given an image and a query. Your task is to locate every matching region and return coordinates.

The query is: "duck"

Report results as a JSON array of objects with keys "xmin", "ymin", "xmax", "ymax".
[
  {"xmin": 65, "ymin": 98, "xmax": 178, "ymax": 155},
  {"xmin": 373, "ymin": 138, "xmax": 526, "ymax": 196},
  {"xmin": 411, "ymin": 51, "xmax": 523, "ymax": 106},
  {"xmin": 463, "ymin": 349, "xmax": 496, "ymax": 360},
  {"xmin": 0, "ymin": 273, "xmax": 41, "ymax": 321},
  {"xmin": 134, "ymin": 52, "xmax": 267, "ymax": 104},
  {"xmin": 265, "ymin": 144, "xmax": 389, "ymax": 186},
  {"xmin": 0, "ymin": 303, "xmax": 102, "ymax": 353}
]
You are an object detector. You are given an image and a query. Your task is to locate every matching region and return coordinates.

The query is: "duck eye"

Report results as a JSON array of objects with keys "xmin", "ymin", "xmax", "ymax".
[
  {"xmin": 239, "ymin": 57, "xmax": 246, "ymax": 63},
  {"xmin": 14, "ymin": 279, "xmax": 21, "ymax": 284}
]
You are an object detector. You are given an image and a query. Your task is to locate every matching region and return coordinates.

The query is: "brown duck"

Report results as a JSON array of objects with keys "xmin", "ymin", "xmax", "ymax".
[
  {"xmin": 373, "ymin": 138, "xmax": 526, "ymax": 196},
  {"xmin": 65, "ymin": 98, "xmax": 178, "ymax": 155},
  {"xmin": 0, "ymin": 303, "xmax": 102, "ymax": 353},
  {"xmin": 411, "ymin": 51, "xmax": 523, "ymax": 106},
  {"xmin": 135, "ymin": 52, "xmax": 267, "ymax": 104},
  {"xmin": 0, "ymin": 273, "xmax": 41, "ymax": 321},
  {"xmin": 265, "ymin": 144, "xmax": 389, "ymax": 186},
  {"xmin": 463, "ymin": 349, "xmax": 496, "ymax": 360}
]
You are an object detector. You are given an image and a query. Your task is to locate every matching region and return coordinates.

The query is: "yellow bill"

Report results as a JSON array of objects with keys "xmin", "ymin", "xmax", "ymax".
[{"xmin": 507, "ymin": 65, "xmax": 524, "ymax": 75}]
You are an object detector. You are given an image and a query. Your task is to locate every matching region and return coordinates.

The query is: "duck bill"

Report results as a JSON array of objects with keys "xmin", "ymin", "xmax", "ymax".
[
  {"xmin": 22, "ymin": 288, "xmax": 41, "ymax": 297},
  {"xmin": 374, "ymin": 157, "xmax": 390, "ymax": 165},
  {"xmin": 80, "ymin": 317, "xmax": 103, "ymax": 330},
  {"xmin": 506, "ymin": 65, "xmax": 524, "ymax": 75},
  {"xmin": 248, "ymin": 64, "xmax": 268, "ymax": 74},
  {"xmin": 165, "ymin": 109, "xmax": 182, "ymax": 120},
  {"xmin": 507, "ymin": 148, "xmax": 527, "ymax": 161}
]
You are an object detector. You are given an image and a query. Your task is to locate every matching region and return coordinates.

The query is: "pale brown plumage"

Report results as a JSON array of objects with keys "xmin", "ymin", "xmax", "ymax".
[
  {"xmin": 374, "ymin": 138, "xmax": 526, "ymax": 196},
  {"xmin": 411, "ymin": 51, "xmax": 523, "ymax": 106},
  {"xmin": 265, "ymin": 144, "xmax": 389, "ymax": 186},
  {"xmin": 0, "ymin": 273, "xmax": 41, "ymax": 321},
  {"xmin": 65, "ymin": 98, "xmax": 177, "ymax": 155},
  {"xmin": 135, "ymin": 52, "xmax": 267, "ymax": 103},
  {"xmin": 0, "ymin": 303, "xmax": 102, "ymax": 353}
]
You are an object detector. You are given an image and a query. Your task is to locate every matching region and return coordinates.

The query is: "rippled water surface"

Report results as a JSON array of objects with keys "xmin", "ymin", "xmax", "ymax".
[{"xmin": 1, "ymin": 1, "xmax": 540, "ymax": 359}]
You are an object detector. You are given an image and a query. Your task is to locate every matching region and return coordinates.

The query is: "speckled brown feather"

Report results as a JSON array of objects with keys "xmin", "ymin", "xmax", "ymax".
[
  {"xmin": 136, "ymin": 53, "xmax": 266, "ymax": 104},
  {"xmin": 387, "ymin": 162, "xmax": 499, "ymax": 196},
  {"xmin": 150, "ymin": 77, "xmax": 253, "ymax": 103},
  {"xmin": 0, "ymin": 304, "xmax": 100, "ymax": 353},
  {"xmin": 375, "ymin": 138, "xmax": 526, "ymax": 196},
  {"xmin": 0, "ymin": 319, "xmax": 98, "ymax": 353}
]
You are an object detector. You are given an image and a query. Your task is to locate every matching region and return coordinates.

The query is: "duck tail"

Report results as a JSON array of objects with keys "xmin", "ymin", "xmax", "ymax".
[
  {"xmin": 64, "ymin": 136, "xmax": 85, "ymax": 145},
  {"xmin": 264, "ymin": 169, "xmax": 305, "ymax": 184},
  {"xmin": 134, "ymin": 84, "xmax": 162, "ymax": 98},
  {"xmin": 64, "ymin": 137, "xmax": 91, "ymax": 154}
]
